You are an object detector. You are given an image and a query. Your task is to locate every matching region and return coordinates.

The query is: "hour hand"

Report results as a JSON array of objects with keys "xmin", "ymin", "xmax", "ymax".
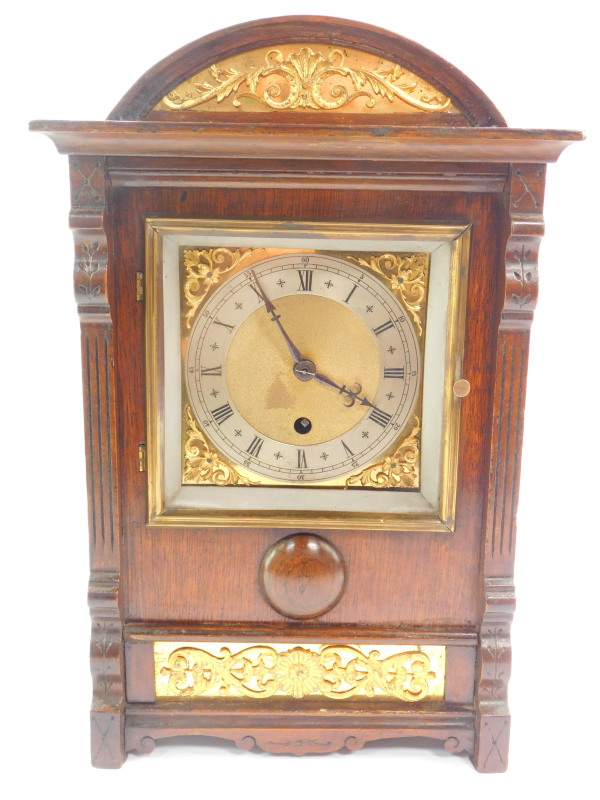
[{"xmin": 311, "ymin": 370, "xmax": 376, "ymax": 409}]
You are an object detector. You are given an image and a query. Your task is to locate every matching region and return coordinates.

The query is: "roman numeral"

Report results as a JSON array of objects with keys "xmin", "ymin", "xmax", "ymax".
[
  {"xmin": 249, "ymin": 283, "xmax": 264, "ymax": 303},
  {"xmin": 341, "ymin": 440, "xmax": 354, "ymax": 457},
  {"xmin": 201, "ymin": 365, "xmax": 223, "ymax": 376},
  {"xmin": 297, "ymin": 270, "xmax": 313, "ymax": 291},
  {"xmin": 246, "ymin": 436, "xmax": 264, "ymax": 457},
  {"xmin": 344, "ymin": 284, "xmax": 358, "ymax": 304},
  {"xmin": 373, "ymin": 320, "xmax": 394, "ymax": 336},
  {"xmin": 297, "ymin": 449, "xmax": 307, "ymax": 468},
  {"xmin": 211, "ymin": 403, "xmax": 234, "ymax": 425},
  {"xmin": 369, "ymin": 407, "xmax": 392, "ymax": 428},
  {"xmin": 384, "ymin": 367, "xmax": 405, "ymax": 379},
  {"xmin": 213, "ymin": 319, "xmax": 234, "ymax": 332}
]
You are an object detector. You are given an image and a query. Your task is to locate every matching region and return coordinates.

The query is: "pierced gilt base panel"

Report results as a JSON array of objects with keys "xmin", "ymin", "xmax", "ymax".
[{"xmin": 154, "ymin": 642, "xmax": 445, "ymax": 701}]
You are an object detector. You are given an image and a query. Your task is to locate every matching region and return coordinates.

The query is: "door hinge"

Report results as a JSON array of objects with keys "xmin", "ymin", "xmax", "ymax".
[
  {"xmin": 136, "ymin": 271, "xmax": 144, "ymax": 301},
  {"xmin": 138, "ymin": 444, "xmax": 147, "ymax": 472}
]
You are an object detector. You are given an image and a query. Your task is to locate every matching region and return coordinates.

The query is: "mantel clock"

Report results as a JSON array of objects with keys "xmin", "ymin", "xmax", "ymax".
[{"xmin": 31, "ymin": 16, "xmax": 581, "ymax": 771}]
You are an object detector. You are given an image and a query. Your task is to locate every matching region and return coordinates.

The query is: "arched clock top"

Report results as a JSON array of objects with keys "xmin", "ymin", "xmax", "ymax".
[{"xmin": 108, "ymin": 16, "xmax": 506, "ymax": 126}]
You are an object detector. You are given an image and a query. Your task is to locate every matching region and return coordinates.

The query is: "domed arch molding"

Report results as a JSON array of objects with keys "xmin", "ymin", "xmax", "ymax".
[{"xmin": 109, "ymin": 16, "xmax": 505, "ymax": 126}]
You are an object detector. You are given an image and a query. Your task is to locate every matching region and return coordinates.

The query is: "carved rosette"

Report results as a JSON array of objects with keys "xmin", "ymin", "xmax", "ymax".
[
  {"xmin": 155, "ymin": 643, "xmax": 444, "ymax": 701},
  {"xmin": 183, "ymin": 247, "xmax": 258, "ymax": 328},
  {"xmin": 348, "ymin": 252, "xmax": 428, "ymax": 335},
  {"xmin": 183, "ymin": 405, "xmax": 259, "ymax": 485},
  {"xmin": 158, "ymin": 46, "xmax": 454, "ymax": 114},
  {"xmin": 346, "ymin": 418, "xmax": 420, "ymax": 488}
]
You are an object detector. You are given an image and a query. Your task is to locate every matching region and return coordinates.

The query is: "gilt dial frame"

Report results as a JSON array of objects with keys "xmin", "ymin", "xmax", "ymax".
[{"xmin": 145, "ymin": 218, "xmax": 471, "ymax": 531}]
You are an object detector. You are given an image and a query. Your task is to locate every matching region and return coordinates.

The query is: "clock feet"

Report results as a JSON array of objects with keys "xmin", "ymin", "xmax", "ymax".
[
  {"xmin": 91, "ymin": 709, "xmax": 126, "ymax": 768},
  {"xmin": 472, "ymin": 714, "xmax": 510, "ymax": 772}
]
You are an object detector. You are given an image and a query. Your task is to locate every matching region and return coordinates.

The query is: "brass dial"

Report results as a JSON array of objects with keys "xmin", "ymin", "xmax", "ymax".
[{"xmin": 185, "ymin": 253, "xmax": 420, "ymax": 484}]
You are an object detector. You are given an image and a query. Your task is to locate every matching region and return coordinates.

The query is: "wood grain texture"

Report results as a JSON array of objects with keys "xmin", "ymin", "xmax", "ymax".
[
  {"xmin": 259, "ymin": 533, "xmax": 346, "ymax": 619},
  {"xmin": 69, "ymin": 155, "xmax": 125, "ymax": 767},
  {"xmin": 473, "ymin": 164, "xmax": 547, "ymax": 772},
  {"xmin": 31, "ymin": 121, "xmax": 581, "ymax": 163},
  {"xmin": 114, "ymin": 184, "xmax": 498, "ymax": 628},
  {"xmin": 125, "ymin": 704, "xmax": 475, "ymax": 757}
]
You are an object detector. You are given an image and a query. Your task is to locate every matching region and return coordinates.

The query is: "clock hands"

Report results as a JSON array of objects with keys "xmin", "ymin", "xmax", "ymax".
[
  {"xmin": 294, "ymin": 364, "xmax": 376, "ymax": 409},
  {"xmin": 250, "ymin": 270, "xmax": 303, "ymax": 363},
  {"xmin": 250, "ymin": 268, "xmax": 382, "ymax": 415}
]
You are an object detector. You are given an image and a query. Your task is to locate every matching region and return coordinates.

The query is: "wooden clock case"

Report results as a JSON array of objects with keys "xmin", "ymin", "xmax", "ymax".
[{"xmin": 30, "ymin": 16, "xmax": 581, "ymax": 771}]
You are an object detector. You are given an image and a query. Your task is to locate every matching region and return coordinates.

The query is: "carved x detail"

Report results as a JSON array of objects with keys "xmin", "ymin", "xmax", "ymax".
[
  {"xmin": 483, "ymin": 719, "xmax": 509, "ymax": 769},
  {"xmin": 71, "ymin": 160, "xmax": 103, "ymax": 205},
  {"xmin": 92, "ymin": 714, "xmax": 115, "ymax": 761},
  {"xmin": 513, "ymin": 168, "xmax": 542, "ymax": 209}
]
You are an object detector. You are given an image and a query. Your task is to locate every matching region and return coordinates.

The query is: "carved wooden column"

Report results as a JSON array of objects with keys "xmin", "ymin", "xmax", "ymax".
[
  {"xmin": 473, "ymin": 164, "xmax": 545, "ymax": 771},
  {"xmin": 69, "ymin": 156, "xmax": 125, "ymax": 768}
]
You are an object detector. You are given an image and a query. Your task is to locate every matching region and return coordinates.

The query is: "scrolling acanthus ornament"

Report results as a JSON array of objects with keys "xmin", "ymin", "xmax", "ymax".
[
  {"xmin": 346, "ymin": 418, "xmax": 420, "ymax": 489},
  {"xmin": 348, "ymin": 252, "xmax": 428, "ymax": 335},
  {"xmin": 155, "ymin": 643, "xmax": 442, "ymax": 701},
  {"xmin": 183, "ymin": 247, "xmax": 258, "ymax": 328},
  {"xmin": 183, "ymin": 406, "xmax": 260, "ymax": 486},
  {"xmin": 161, "ymin": 47, "xmax": 452, "ymax": 113}
]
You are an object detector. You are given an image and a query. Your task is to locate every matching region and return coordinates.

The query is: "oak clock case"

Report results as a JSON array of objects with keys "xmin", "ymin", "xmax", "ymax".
[{"xmin": 30, "ymin": 14, "xmax": 581, "ymax": 772}]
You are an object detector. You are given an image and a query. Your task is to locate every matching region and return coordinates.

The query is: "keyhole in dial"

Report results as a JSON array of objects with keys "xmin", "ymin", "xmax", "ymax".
[{"xmin": 294, "ymin": 417, "xmax": 312, "ymax": 435}]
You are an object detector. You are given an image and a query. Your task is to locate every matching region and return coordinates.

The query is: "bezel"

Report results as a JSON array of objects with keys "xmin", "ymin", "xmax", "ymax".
[{"xmin": 145, "ymin": 219, "xmax": 470, "ymax": 532}]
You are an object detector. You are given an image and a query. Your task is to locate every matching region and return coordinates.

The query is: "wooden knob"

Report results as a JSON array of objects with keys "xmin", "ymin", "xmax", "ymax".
[{"xmin": 259, "ymin": 533, "xmax": 346, "ymax": 620}]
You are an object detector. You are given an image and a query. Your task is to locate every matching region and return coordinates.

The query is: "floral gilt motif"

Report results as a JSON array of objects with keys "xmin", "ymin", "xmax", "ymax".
[
  {"xmin": 346, "ymin": 418, "xmax": 420, "ymax": 489},
  {"xmin": 183, "ymin": 247, "xmax": 257, "ymax": 328},
  {"xmin": 348, "ymin": 252, "xmax": 428, "ymax": 335},
  {"xmin": 183, "ymin": 406, "xmax": 259, "ymax": 486},
  {"xmin": 163, "ymin": 47, "xmax": 451, "ymax": 113},
  {"xmin": 156, "ymin": 643, "xmax": 440, "ymax": 701}
]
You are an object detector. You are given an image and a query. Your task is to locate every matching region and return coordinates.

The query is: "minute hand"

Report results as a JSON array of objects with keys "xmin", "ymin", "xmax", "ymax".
[{"xmin": 250, "ymin": 270, "xmax": 303, "ymax": 363}]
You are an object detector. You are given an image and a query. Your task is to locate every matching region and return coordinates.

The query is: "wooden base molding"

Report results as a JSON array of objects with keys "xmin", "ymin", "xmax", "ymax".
[{"xmin": 125, "ymin": 707, "xmax": 475, "ymax": 758}]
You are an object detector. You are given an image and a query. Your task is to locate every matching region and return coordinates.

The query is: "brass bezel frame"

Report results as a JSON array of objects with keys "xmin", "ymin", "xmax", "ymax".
[{"xmin": 145, "ymin": 219, "xmax": 471, "ymax": 532}]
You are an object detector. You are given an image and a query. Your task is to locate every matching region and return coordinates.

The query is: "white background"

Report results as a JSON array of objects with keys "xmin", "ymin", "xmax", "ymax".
[{"xmin": 3, "ymin": 0, "xmax": 598, "ymax": 796}]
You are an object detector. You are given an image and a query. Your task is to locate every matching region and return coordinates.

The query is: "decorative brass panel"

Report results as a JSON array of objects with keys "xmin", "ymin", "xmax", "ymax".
[
  {"xmin": 346, "ymin": 417, "xmax": 420, "ymax": 488},
  {"xmin": 348, "ymin": 252, "xmax": 428, "ymax": 336},
  {"xmin": 184, "ymin": 246, "xmax": 259, "ymax": 329},
  {"xmin": 183, "ymin": 405, "xmax": 259, "ymax": 486},
  {"xmin": 155, "ymin": 45, "xmax": 455, "ymax": 114},
  {"xmin": 154, "ymin": 642, "xmax": 446, "ymax": 701}
]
